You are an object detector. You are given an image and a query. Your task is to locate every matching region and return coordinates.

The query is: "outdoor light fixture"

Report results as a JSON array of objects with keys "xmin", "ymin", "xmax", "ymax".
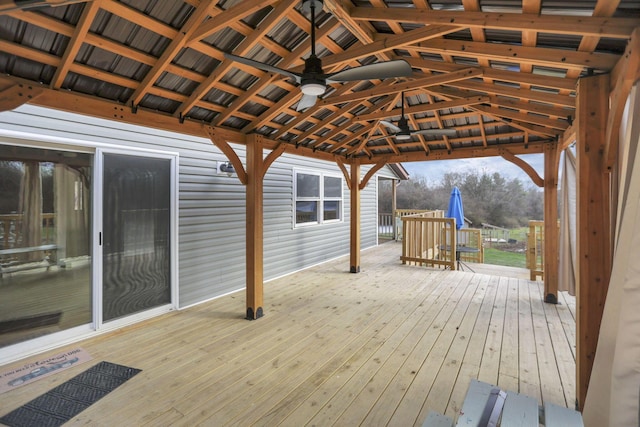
[
  {"xmin": 300, "ymin": 82, "xmax": 325, "ymax": 96},
  {"xmin": 218, "ymin": 161, "xmax": 235, "ymax": 176}
]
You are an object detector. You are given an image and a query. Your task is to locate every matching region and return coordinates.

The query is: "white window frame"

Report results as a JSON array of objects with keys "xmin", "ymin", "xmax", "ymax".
[{"xmin": 293, "ymin": 169, "xmax": 343, "ymax": 227}]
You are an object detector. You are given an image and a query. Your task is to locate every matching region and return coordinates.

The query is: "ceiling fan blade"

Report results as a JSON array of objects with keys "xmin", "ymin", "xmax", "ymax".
[
  {"xmin": 380, "ymin": 120, "xmax": 401, "ymax": 133},
  {"xmin": 296, "ymin": 93, "xmax": 318, "ymax": 111},
  {"xmin": 369, "ymin": 136, "xmax": 394, "ymax": 144},
  {"xmin": 224, "ymin": 53, "xmax": 301, "ymax": 83},
  {"xmin": 327, "ymin": 60, "xmax": 412, "ymax": 83},
  {"xmin": 413, "ymin": 129, "xmax": 458, "ymax": 137}
]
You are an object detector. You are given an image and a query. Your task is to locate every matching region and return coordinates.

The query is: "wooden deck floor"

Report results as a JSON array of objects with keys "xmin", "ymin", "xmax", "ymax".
[{"xmin": 0, "ymin": 242, "xmax": 576, "ymax": 426}]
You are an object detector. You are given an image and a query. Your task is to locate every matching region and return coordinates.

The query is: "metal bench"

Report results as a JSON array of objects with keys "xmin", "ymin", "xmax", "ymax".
[
  {"xmin": 0, "ymin": 244, "xmax": 58, "ymax": 277},
  {"xmin": 422, "ymin": 379, "xmax": 583, "ymax": 427}
]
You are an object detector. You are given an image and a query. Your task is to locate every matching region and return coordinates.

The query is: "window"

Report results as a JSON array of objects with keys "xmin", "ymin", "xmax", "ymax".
[{"xmin": 295, "ymin": 170, "xmax": 343, "ymax": 226}]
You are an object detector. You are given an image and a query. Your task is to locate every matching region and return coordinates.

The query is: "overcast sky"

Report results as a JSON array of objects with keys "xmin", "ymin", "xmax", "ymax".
[{"xmin": 401, "ymin": 153, "xmax": 545, "ymax": 187}]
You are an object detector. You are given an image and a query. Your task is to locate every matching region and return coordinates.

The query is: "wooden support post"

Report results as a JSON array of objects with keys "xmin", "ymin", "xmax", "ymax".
[
  {"xmin": 575, "ymin": 74, "xmax": 613, "ymax": 409},
  {"xmin": 392, "ymin": 179, "xmax": 398, "ymax": 240},
  {"xmin": 350, "ymin": 161, "xmax": 361, "ymax": 273},
  {"xmin": 245, "ymin": 134, "xmax": 264, "ymax": 319},
  {"xmin": 543, "ymin": 142, "xmax": 560, "ymax": 303}
]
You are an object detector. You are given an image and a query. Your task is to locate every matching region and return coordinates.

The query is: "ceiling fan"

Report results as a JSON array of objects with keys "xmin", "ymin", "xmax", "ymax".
[
  {"xmin": 375, "ymin": 92, "xmax": 457, "ymax": 141},
  {"xmin": 224, "ymin": 0, "xmax": 413, "ymax": 111}
]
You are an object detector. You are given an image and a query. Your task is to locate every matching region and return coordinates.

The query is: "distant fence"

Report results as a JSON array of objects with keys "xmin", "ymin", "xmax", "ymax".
[{"xmin": 481, "ymin": 223, "xmax": 510, "ymax": 247}]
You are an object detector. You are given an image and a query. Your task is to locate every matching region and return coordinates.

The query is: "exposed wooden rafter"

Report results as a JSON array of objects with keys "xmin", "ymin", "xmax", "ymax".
[{"xmin": 0, "ymin": 1, "xmax": 636, "ymax": 162}]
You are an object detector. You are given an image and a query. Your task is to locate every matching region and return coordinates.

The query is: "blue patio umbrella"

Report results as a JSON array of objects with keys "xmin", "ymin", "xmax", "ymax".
[{"xmin": 446, "ymin": 186, "xmax": 465, "ymax": 230}]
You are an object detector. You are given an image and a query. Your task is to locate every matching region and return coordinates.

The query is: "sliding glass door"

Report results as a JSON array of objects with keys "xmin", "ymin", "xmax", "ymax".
[
  {"xmin": 0, "ymin": 143, "xmax": 176, "ymax": 359},
  {"xmin": 100, "ymin": 152, "xmax": 174, "ymax": 322},
  {"xmin": 0, "ymin": 145, "xmax": 92, "ymax": 348}
]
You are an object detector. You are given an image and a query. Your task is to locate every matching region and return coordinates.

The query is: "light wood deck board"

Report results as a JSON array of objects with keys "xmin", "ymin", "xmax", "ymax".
[
  {"xmin": 347, "ymin": 273, "xmax": 476, "ymax": 426},
  {"xmin": 499, "ymin": 277, "xmax": 521, "ymax": 394},
  {"xmin": 443, "ymin": 274, "xmax": 499, "ymax": 421},
  {"xmin": 0, "ymin": 242, "xmax": 577, "ymax": 426},
  {"xmin": 478, "ymin": 275, "xmax": 509, "ymax": 386}
]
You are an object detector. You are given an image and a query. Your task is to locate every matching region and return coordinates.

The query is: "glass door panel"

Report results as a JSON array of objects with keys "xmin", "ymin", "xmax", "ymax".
[
  {"xmin": 102, "ymin": 153, "xmax": 171, "ymax": 322},
  {"xmin": 0, "ymin": 146, "xmax": 92, "ymax": 348}
]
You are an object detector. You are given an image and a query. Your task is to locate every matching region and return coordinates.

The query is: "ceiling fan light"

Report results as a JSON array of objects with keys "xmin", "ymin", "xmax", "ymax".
[
  {"xmin": 301, "ymin": 82, "xmax": 325, "ymax": 96},
  {"xmin": 396, "ymin": 134, "xmax": 411, "ymax": 141}
]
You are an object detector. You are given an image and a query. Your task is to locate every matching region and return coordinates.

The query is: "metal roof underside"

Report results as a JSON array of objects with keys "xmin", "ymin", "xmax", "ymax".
[{"xmin": 0, "ymin": 0, "xmax": 639, "ymax": 164}]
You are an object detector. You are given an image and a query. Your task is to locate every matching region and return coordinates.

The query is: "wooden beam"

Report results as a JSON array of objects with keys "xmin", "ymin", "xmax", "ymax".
[
  {"xmin": 100, "ymin": 1, "xmax": 178, "ymax": 39},
  {"xmin": 349, "ymin": 160, "xmax": 361, "ymax": 273},
  {"xmin": 354, "ymin": 96, "xmax": 488, "ymax": 122},
  {"xmin": 562, "ymin": 124, "xmax": 576, "ymax": 151},
  {"xmin": 321, "ymin": 68, "xmax": 483, "ymax": 106},
  {"xmin": 206, "ymin": 127, "xmax": 248, "ymax": 185},
  {"xmin": 326, "ymin": 123, "xmax": 374, "ymax": 154},
  {"xmin": 475, "ymin": 104, "xmax": 568, "ymax": 131},
  {"xmin": 402, "ymin": 56, "xmax": 578, "ymax": 92},
  {"xmin": 0, "ymin": 75, "xmax": 250, "ymax": 145},
  {"xmin": 0, "ymin": 0, "xmax": 86, "ymax": 14},
  {"xmin": 350, "ymin": 8, "xmax": 640, "ymax": 39},
  {"xmin": 187, "ymin": 0, "xmax": 279, "ymax": 44},
  {"xmin": 245, "ymin": 134, "xmax": 265, "ymax": 320},
  {"xmin": 324, "ymin": 0, "xmax": 376, "ymax": 47},
  {"xmin": 301, "ymin": 92, "xmax": 395, "ymax": 147},
  {"xmin": 500, "ymin": 149, "xmax": 544, "ymax": 187},
  {"xmin": 412, "ymin": 38, "xmax": 619, "ymax": 72},
  {"xmin": 543, "ymin": 142, "xmax": 560, "ymax": 304},
  {"xmin": 487, "ymin": 95, "xmax": 572, "ymax": 120},
  {"xmin": 604, "ymin": 28, "xmax": 640, "ymax": 170},
  {"xmin": 0, "ymin": 83, "xmax": 43, "ymax": 112},
  {"xmin": 359, "ymin": 160, "xmax": 386, "ymax": 190},
  {"xmin": 336, "ymin": 157, "xmax": 351, "ymax": 190},
  {"xmin": 471, "ymin": 105, "xmax": 562, "ymax": 138},
  {"xmin": 51, "ymin": 0, "xmax": 102, "ymax": 89},
  {"xmin": 434, "ymin": 82, "xmax": 575, "ymax": 110},
  {"xmin": 317, "ymin": 24, "xmax": 461, "ymax": 69},
  {"xmin": 128, "ymin": 0, "xmax": 216, "ymax": 107},
  {"xmin": 177, "ymin": 0, "xmax": 297, "ymax": 119},
  {"xmin": 575, "ymin": 73, "xmax": 613, "ymax": 409},
  {"xmin": 261, "ymin": 143, "xmax": 286, "ymax": 179},
  {"xmin": 355, "ymin": 141, "xmax": 548, "ymax": 164}
]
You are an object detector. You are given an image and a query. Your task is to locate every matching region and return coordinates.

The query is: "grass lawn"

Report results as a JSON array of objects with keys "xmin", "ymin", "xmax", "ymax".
[
  {"xmin": 483, "ymin": 247, "xmax": 527, "ymax": 268},
  {"xmin": 480, "ymin": 226, "xmax": 530, "ymax": 268}
]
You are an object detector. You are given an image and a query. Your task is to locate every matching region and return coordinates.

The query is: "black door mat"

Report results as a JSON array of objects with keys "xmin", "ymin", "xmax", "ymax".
[{"xmin": 0, "ymin": 361, "xmax": 141, "ymax": 427}]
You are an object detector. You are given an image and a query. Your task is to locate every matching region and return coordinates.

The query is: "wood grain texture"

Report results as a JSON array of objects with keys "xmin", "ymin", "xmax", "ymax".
[{"xmin": 0, "ymin": 242, "xmax": 577, "ymax": 426}]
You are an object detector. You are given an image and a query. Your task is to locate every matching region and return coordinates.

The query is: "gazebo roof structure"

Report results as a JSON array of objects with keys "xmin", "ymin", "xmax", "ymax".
[{"xmin": 0, "ymin": 0, "xmax": 637, "ymax": 166}]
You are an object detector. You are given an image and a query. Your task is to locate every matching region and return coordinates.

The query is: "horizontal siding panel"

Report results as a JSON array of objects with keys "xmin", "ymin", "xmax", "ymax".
[{"xmin": 0, "ymin": 105, "xmax": 401, "ymax": 309}]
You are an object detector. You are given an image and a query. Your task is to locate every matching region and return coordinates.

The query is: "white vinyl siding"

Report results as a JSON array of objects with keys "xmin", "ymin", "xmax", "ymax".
[{"xmin": 0, "ymin": 105, "xmax": 399, "ymax": 309}]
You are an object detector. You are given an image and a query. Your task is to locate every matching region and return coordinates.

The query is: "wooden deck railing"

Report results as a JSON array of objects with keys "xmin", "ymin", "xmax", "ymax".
[
  {"xmin": 378, "ymin": 213, "xmax": 394, "ymax": 239},
  {"xmin": 441, "ymin": 228, "xmax": 485, "ymax": 264},
  {"xmin": 401, "ymin": 212, "xmax": 456, "ymax": 269},
  {"xmin": 395, "ymin": 209, "xmax": 443, "ymax": 241},
  {"xmin": 0, "ymin": 213, "xmax": 56, "ymax": 250},
  {"xmin": 527, "ymin": 220, "xmax": 544, "ymax": 280}
]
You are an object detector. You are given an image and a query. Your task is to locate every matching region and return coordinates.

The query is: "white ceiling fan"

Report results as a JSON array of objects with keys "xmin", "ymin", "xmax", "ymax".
[{"xmin": 224, "ymin": 0, "xmax": 413, "ymax": 111}]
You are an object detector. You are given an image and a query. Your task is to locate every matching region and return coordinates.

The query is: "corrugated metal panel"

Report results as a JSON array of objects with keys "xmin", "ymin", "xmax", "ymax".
[{"xmin": 0, "ymin": 105, "xmax": 396, "ymax": 308}]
